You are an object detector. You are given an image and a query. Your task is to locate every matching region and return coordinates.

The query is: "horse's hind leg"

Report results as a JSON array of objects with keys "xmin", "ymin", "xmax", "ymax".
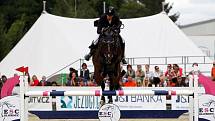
[{"xmin": 100, "ymin": 80, "xmax": 105, "ymax": 106}]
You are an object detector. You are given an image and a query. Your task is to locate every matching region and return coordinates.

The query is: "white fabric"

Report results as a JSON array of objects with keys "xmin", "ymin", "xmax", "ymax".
[{"xmin": 0, "ymin": 12, "xmax": 206, "ymax": 78}]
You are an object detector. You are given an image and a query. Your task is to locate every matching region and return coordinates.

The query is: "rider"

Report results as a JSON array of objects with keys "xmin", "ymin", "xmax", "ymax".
[{"xmin": 84, "ymin": 6, "xmax": 127, "ymax": 64}]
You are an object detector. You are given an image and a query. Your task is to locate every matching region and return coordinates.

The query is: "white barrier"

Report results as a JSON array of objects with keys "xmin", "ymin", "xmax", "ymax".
[{"xmin": 20, "ymin": 74, "xmax": 200, "ymax": 121}]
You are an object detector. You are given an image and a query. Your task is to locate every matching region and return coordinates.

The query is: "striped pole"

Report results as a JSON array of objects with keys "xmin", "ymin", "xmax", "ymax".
[{"xmin": 25, "ymin": 90, "xmax": 194, "ymax": 97}]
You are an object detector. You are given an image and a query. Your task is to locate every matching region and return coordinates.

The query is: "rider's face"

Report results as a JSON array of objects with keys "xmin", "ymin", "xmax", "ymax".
[{"xmin": 107, "ymin": 15, "xmax": 113, "ymax": 21}]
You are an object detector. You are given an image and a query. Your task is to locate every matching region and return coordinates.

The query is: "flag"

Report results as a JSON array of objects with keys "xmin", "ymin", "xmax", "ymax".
[
  {"xmin": 15, "ymin": 66, "xmax": 28, "ymax": 73},
  {"xmin": 24, "ymin": 67, "xmax": 28, "ymax": 73},
  {"xmin": 1, "ymin": 75, "xmax": 20, "ymax": 99},
  {"xmin": 198, "ymin": 74, "xmax": 215, "ymax": 96},
  {"xmin": 15, "ymin": 66, "xmax": 25, "ymax": 73}
]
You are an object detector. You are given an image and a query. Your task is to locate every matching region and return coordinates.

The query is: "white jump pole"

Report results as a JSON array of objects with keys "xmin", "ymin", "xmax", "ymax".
[
  {"xmin": 194, "ymin": 74, "xmax": 199, "ymax": 121},
  {"xmin": 20, "ymin": 75, "xmax": 25, "ymax": 121},
  {"xmin": 20, "ymin": 75, "xmax": 28, "ymax": 121},
  {"xmin": 189, "ymin": 74, "xmax": 194, "ymax": 121}
]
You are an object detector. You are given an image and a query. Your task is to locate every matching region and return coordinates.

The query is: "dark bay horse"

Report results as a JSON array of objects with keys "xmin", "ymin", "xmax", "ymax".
[{"xmin": 92, "ymin": 26, "xmax": 123, "ymax": 105}]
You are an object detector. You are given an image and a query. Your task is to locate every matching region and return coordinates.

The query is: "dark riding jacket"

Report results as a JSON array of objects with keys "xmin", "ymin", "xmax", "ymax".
[{"xmin": 97, "ymin": 14, "xmax": 122, "ymax": 34}]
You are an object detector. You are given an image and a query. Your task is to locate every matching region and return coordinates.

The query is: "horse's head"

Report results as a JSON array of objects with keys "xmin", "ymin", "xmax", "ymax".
[{"xmin": 100, "ymin": 39, "xmax": 115, "ymax": 64}]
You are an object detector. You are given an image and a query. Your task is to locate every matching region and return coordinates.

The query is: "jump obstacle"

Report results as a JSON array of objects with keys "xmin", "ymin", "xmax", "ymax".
[{"xmin": 20, "ymin": 74, "xmax": 200, "ymax": 121}]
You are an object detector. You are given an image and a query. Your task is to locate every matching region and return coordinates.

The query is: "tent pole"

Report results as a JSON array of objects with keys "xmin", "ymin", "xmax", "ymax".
[
  {"xmin": 103, "ymin": 1, "xmax": 106, "ymax": 14},
  {"xmin": 43, "ymin": 1, "xmax": 47, "ymax": 13}
]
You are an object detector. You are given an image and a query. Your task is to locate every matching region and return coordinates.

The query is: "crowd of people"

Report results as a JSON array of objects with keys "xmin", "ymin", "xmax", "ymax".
[{"xmin": 0, "ymin": 61, "xmax": 215, "ymax": 88}]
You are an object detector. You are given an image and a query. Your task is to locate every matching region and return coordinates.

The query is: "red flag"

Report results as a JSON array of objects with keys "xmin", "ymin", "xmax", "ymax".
[
  {"xmin": 198, "ymin": 74, "xmax": 215, "ymax": 96},
  {"xmin": 15, "ymin": 66, "xmax": 25, "ymax": 73},
  {"xmin": 24, "ymin": 67, "xmax": 28, "ymax": 73},
  {"xmin": 15, "ymin": 66, "xmax": 28, "ymax": 73}
]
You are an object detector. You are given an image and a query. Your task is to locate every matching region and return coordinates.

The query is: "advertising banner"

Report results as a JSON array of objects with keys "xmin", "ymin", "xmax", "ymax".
[
  {"xmin": 171, "ymin": 95, "xmax": 190, "ymax": 110},
  {"xmin": 56, "ymin": 95, "xmax": 166, "ymax": 110},
  {"xmin": 28, "ymin": 96, "xmax": 52, "ymax": 111}
]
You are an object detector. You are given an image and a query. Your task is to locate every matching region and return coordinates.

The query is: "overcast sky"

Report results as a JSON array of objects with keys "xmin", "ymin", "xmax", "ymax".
[{"xmin": 166, "ymin": 0, "xmax": 215, "ymax": 25}]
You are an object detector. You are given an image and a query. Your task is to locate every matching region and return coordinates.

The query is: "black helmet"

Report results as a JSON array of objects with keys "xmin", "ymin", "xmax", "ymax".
[{"xmin": 106, "ymin": 6, "xmax": 115, "ymax": 16}]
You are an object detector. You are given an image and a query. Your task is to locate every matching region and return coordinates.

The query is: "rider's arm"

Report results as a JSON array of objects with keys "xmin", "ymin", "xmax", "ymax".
[
  {"xmin": 114, "ymin": 16, "xmax": 122, "ymax": 33},
  {"xmin": 97, "ymin": 22, "xmax": 102, "ymax": 34},
  {"xmin": 97, "ymin": 16, "xmax": 105, "ymax": 34}
]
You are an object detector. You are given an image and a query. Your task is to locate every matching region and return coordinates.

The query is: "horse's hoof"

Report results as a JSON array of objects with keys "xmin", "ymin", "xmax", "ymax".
[{"xmin": 108, "ymin": 100, "xmax": 113, "ymax": 104}]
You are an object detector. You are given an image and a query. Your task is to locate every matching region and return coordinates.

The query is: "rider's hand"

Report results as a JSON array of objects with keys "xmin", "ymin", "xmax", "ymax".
[
  {"xmin": 101, "ymin": 28, "xmax": 106, "ymax": 33},
  {"xmin": 114, "ymin": 29, "xmax": 119, "ymax": 34}
]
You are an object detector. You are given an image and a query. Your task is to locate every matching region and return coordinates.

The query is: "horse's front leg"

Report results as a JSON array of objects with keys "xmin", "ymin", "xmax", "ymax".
[
  {"xmin": 108, "ymin": 78, "xmax": 114, "ymax": 103},
  {"xmin": 100, "ymin": 79, "xmax": 105, "ymax": 106}
]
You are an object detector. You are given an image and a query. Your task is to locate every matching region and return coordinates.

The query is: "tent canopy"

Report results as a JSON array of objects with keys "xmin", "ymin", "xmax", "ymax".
[{"xmin": 0, "ymin": 12, "xmax": 205, "ymax": 78}]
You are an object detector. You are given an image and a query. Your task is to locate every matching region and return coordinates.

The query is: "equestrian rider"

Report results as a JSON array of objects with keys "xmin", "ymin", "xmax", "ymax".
[{"xmin": 84, "ymin": 6, "xmax": 127, "ymax": 64}]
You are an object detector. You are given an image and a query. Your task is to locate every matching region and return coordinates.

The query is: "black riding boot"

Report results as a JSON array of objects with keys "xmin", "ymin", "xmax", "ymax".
[{"xmin": 121, "ymin": 43, "xmax": 127, "ymax": 64}]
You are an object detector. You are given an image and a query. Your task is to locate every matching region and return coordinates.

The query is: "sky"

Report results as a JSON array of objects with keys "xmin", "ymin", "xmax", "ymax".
[{"xmin": 166, "ymin": 0, "xmax": 215, "ymax": 25}]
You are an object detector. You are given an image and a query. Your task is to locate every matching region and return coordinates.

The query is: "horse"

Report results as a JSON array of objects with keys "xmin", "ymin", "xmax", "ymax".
[{"xmin": 92, "ymin": 26, "xmax": 123, "ymax": 105}]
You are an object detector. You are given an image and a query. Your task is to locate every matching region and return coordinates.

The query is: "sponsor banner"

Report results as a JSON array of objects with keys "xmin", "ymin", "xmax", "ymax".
[
  {"xmin": 56, "ymin": 95, "xmax": 166, "ymax": 110},
  {"xmin": 114, "ymin": 95, "xmax": 166, "ymax": 110},
  {"xmin": 199, "ymin": 94, "xmax": 215, "ymax": 121},
  {"xmin": 171, "ymin": 95, "xmax": 189, "ymax": 110},
  {"xmin": 56, "ymin": 96, "xmax": 100, "ymax": 110},
  {"xmin": 28, "ymin": 96, "xmax": 52, "ymax": 111},
  {"xmin": 0, "ymin": 96, "xmax": 20, "ymax": 121}
]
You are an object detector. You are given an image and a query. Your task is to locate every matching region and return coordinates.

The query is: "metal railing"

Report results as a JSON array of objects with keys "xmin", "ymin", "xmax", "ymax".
[{"xmin": 48, "ymin": 56, "xmax": 214, "ymax": 78}]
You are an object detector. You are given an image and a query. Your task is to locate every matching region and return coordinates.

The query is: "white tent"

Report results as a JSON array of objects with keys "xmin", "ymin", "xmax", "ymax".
[{"xmin": 0, "ymin": 12, "xmax": 207, "ymax": 78}]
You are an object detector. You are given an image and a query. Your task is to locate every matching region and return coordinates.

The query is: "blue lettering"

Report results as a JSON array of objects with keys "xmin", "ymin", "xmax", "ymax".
[{"xmin": 176, "ymin": 96, "xmax": 189, "ymax": 103}]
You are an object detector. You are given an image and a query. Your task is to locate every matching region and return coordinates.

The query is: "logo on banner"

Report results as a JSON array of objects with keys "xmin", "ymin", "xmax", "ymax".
[
  {"xmin": 98, "ymin": 103, "xmax": 120, "ymax": 121},
  {"xmin": 0, "ymin": 96, "xmax": 20, "ymax": 121},
  {"xmin": 199, "ymin": 94, "xmax": 215, "ymax": 121}
]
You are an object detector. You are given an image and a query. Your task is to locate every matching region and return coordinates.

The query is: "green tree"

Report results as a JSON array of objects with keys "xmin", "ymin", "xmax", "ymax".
[{"xmin": 119, "ymin": 1, "xmax": 147, "ymax": 18}]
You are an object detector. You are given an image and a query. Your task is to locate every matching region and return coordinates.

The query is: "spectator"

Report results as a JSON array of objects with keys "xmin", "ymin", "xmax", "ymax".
[
  {"xmin": 0, "ymin": 75, "xmax": 7, "ymax": 98},
  {"xmin": 171, "ymin": 64, "xmax": 182, "ymax": 86},
  {"xmin": 212, "ymin": 61, "xmax": 215, "ymax": 81},
  {"xmin": 175, "ymin": 76, "xmax": 186, "ymax": 87},
  {"xmin": 66, "ymin": 72, "xmax": 79, "ymax": 86},
  {"xmin": 173, "ymin": 64, "xmax": 182, "ymax": 76},
  {"xmin": 1, "ymin": 75, "xmax": 7, "ymax": 84},
  {"xmin": 153, "ymin": 66, "xmax": 163, "ymax": 87},
  {"xmin": 164, "ymin": 64, "xmax": 173, "ymax": 87},
  {"xmin": 124, "ymin": 76, "xmax": 137, "ymax": 87},
  {"xmin": 120, "ymin": 65, "xmax": 127, "ymax": 84},
  {"xmin": 80, "ymin": 63, "xmax": 90, "ymax": 86},
  {"xmin": 51, "ymin": 81, "xmax": 58, "ymax": 86},
  {"xmin": 30, "ymin": 75, "xmax": 39, "ymax": 86},
  {"xmin": 39, "ymin": 76, "xmax": 47, "ymax": 86},
  {"xmin": 88, "ymin": 79, "xmax": 96, "ymax": 86},
  {"xmin": 189, "ymin": 63, "xmax": 200, "ymax": 75},
  {"xmin": 69, "ymin": 67, "xmax": 78, "ymax": 79},
  {"xmin": 135, "ymin": 65, "xmax": 145, "ymax": 86},
  {"xmin": 165, "ymin": 64, "xmax": 173, "ymax": 81},
  {"xmin": 125, "ymin": 64, "xmax": 135, "ymax": 78},
  {"xmin": 144, "ymin": 64, "xmax": 153, "ymax": 84},
  {"xmin": 143, "ymin": 77, "xmax": 150, "ymax": 87},
  {"xmin": 25, "ymin": 72, "xmax": 31, "ymax": 84}
]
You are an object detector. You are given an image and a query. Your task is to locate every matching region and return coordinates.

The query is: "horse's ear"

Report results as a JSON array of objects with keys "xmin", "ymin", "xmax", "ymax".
[{"xmin": 94, "ymin": 20, "xmax": 99, "ymax": 27}]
